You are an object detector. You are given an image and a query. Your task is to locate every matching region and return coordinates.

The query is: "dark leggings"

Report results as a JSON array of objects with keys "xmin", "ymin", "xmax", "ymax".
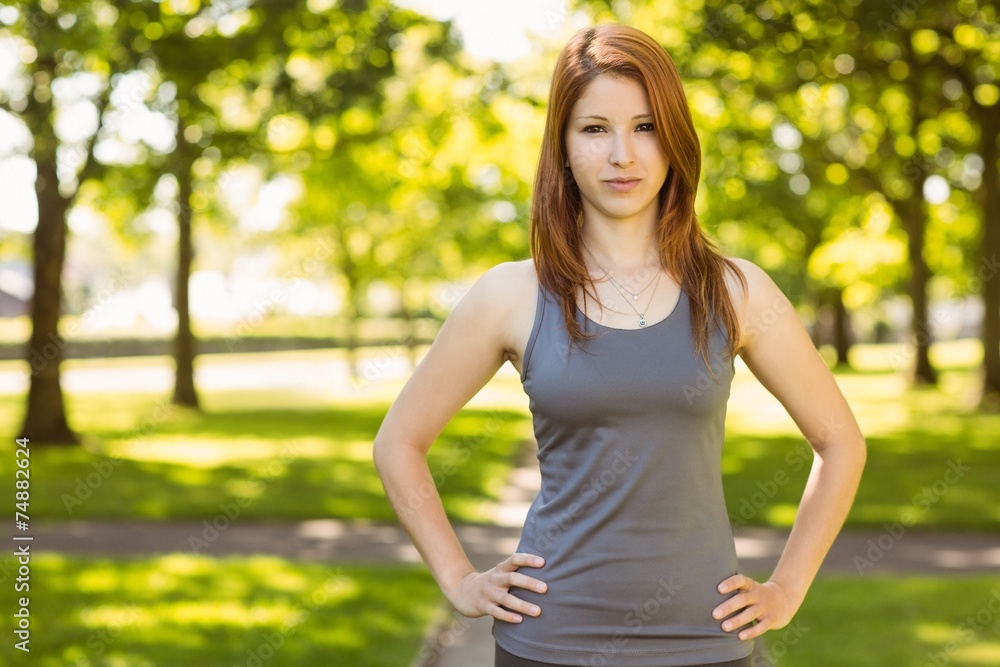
[{"xmin": 495, "ymin": 643, "xmax": 753, "ymax": 667}]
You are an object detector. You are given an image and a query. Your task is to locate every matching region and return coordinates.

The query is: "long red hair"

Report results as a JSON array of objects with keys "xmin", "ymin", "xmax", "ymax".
[{"xmin": 531, "ymin": 24, "xmax": 746, "ymax": 367}]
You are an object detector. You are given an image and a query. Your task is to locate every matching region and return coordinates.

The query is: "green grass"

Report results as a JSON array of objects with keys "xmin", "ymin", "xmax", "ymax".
[
  {"xmin": 766, "ymin": 575, "xmax": 1000, "ymax": 666},
  {"xmin": 0, "ymin": 387, "xmax": 532, "ymax": 523},
  {"xmin": 0, "ymin": 554, "xmax": 440, "ymax": 667}
]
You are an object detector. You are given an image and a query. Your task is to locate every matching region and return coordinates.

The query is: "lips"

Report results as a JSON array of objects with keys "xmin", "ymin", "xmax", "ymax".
[{"xmin": 604, "ymin": 178, "xmax": 640, "ymax": 193}]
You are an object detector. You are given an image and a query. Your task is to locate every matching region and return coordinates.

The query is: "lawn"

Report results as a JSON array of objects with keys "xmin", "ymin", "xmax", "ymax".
[
  {"xmin": 767, "ymin": 575, "xmax": 1000, "ymax": 666},
  {"xmin": 0, "ymin": 554, "xmax": 441, "ymax": 667}
]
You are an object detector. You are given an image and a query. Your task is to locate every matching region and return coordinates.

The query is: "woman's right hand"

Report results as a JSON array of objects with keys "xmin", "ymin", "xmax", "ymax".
[{"xmin": 446, "ymin": 553, "xmax": 548, "ymax": 623}]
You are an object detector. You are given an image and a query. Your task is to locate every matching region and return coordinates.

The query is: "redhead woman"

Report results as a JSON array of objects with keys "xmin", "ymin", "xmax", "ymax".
[{"xmin": 374, "ymin": 24, "xmax": 866, "ymax": 667}]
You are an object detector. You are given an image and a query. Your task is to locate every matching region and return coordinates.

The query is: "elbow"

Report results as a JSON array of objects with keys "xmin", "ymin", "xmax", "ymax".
[{"xmin": 372, "ymin": 435, "xmax": 390, "ymax": 477}]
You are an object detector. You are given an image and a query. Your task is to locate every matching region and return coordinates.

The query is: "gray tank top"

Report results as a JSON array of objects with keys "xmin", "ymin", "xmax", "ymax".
[{"xmin": 492, "ymin": 282, "xmax": 753, "ymax": 666}]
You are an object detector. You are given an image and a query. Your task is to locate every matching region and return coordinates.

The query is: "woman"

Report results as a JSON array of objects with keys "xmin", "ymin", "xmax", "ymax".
[{"xmin": 374, "ymin": 24, "xmax": 866, "ymax": 667}]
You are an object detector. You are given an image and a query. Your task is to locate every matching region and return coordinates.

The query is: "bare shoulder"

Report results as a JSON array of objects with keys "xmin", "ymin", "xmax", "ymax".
[
  {"xmin": 472, "ymin": 259, "xmax": 538, "ymax": 366},
  {"xmin": 722, "ymin": 257, "xmax": 792, "ymax": 351},
  {"xmin": 449, "ymin": 259, "xmax": 537, "ymax": 363}
]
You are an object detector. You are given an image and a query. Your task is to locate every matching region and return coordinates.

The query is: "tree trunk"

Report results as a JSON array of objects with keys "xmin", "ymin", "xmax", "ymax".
[
  {"xmin": 344, "ymin": 277, "xmax": 361, "ymax": 381},
  {"xmin": 831, "ymin": 288, "xmax": 852, "ymax": 368},
  {"xmin": 896, "ymin": 184, "xmax": 938, "ymax": 386},
  {"xmin": 171, "ymin": 130, "xmax": 199, "ymax": 408},
  {"xmin": 19, "ymin": 158, "xmax": 78, "ymax": 444},
  {"xmin": 978, "ymin": 107, "xmax": 1000, "ymax": 409},
  {"xmin": 400, "ymin": 283, "xmax": 418, "ymax": 370},
  {"xmin": 19, "ymin": 52, "xmax": 78, "ymax": 445}
]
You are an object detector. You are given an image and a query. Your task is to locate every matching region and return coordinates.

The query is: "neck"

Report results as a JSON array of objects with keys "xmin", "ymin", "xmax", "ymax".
[{"xmin": 581, "ymin": 221, "xmax": 660, "ymax": 273}]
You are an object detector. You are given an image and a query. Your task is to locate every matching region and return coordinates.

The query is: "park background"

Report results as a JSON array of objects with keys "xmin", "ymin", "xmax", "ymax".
[{"xmin": 0, "ymin": 0, "xmax": 999, "ymax": 665}]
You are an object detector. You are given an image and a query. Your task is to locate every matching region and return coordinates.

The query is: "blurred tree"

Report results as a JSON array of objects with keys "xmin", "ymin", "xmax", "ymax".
[
  {"xmin": 288, "ymin": 10, "xmax": 534, "ymax": 376},
  {"xmin": 625, "ymin": 0, "xmax": 997, "ymax": 389},
  {"xmin": 0, "ymin": 0, "xmax": 146, "ymax": 443}
]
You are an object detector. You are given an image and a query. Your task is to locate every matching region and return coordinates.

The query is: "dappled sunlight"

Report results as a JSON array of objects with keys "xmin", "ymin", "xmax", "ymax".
[
  {"xmin": 788, "ymin": 577, "xmax": 1000, "ymax": 665},
  {"xmin": 15, "ymin": 554, "xmax": 440, "ymax": 666},
  {"xmin": 103, "ymin": 436, "xmax": 307, "ymax": 467},
  {"xmin": 954, "ymin": 643, "xmax": 1000, "ymax": 665}
]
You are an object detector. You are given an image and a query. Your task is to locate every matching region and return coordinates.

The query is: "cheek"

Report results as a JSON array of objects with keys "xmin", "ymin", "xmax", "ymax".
[{"xmin": 568, "ymin": 138, "xmax": 610, "ymax": 171}]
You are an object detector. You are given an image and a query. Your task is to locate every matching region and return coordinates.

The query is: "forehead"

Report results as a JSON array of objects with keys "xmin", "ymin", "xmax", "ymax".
[{"xmin": 572, "ymin": 74, "xmax": 651, "ymax": 116}]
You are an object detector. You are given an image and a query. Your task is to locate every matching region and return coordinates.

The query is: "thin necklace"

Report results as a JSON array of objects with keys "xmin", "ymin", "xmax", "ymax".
[
  {"xmin": 608, "ymin": 270, "xmax": 662, "ymax": 327},
  {"xmin": 582, "ymin": 244, "xmax": 664, "ymax": 327},
  {"xmin": 582, "ymin": 242, "xmax": 660, "ymax": 300}
]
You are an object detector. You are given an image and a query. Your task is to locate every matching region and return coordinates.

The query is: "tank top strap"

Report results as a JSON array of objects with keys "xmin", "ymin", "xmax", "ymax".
[{"xmin": 519, "ymin": 281, "xmax": 552, "ymax": 382}]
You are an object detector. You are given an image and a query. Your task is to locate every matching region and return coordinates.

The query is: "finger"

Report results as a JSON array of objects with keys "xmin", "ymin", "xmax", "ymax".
[
  {"xmin": 506, "ymin": 553, "xmax": 545, "ymax": 570},
  {"xmin": 487, "ymin": 603, "xmax": 525, "ymax": 624},
  {"xmin": 736, "ymin": 618, "xmax": 768, "ymax": 641},
  {"xmin": 499, "ymin": 592, "xmax": 542, "ymax": 617},
  {"xmin": 712, "ymin": 592, "xmax": 752, "ymax": 621},
  {"xmin": 717, "ymin": 573, "xmax": 751, "ymax": 594},
  {"xmin": 720, "ymin": 607, "xmax": 762, "ymax": 634},
  {"xmin": 506, "ymin": 572, "xmax": 549, "ymax": 593}
]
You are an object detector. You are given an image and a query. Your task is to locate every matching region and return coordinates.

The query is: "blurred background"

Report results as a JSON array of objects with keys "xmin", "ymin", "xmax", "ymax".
[{"xmin": 0, "ymin": 0, "xmax": 998, "ymax": 665}]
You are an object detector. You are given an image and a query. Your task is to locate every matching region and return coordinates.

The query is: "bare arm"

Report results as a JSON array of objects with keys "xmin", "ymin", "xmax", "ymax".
[
  {"xmin": 713, "ymin": 259, "xmax": 867, "ymax": 640},
  {"xmin": 373, "ymin": 261, "xmax": 547, "ymax": 622}
]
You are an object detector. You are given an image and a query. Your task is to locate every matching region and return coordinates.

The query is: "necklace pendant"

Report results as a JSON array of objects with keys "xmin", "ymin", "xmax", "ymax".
[{"xmin": 639, "ymin": 316, "xmax": 646, "ymax": 327}]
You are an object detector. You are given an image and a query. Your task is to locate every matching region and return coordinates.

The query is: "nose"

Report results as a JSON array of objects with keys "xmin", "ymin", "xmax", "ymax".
[{"xmin": 609, "ymin": 132, "xmax": 635, "ymax": 168}]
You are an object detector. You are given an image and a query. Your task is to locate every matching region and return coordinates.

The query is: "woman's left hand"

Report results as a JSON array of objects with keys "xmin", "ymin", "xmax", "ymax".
[{"xmin": 712, "ymin": 573, "xmax": 798, "ymax": 640}]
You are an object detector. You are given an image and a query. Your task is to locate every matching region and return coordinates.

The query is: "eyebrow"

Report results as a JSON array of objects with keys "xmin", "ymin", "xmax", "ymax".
[{"xmin": 576, "ymin": 114, "xmax": 653, "ymax": 121}]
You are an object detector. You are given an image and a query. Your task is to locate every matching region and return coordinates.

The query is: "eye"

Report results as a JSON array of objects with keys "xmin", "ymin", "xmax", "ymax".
[
  {"xmin": 583, "ymin": 125, "xmax": 607, "ymax": 134},
  {"xmin": 637, "ymin": 123, "xmax": 655, "ymax": 132}
]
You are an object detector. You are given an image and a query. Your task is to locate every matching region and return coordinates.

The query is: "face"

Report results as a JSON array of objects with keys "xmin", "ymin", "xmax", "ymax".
[{"xmin": 564, "ymin": 74, "xmax": 669, "ymax": 227}]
